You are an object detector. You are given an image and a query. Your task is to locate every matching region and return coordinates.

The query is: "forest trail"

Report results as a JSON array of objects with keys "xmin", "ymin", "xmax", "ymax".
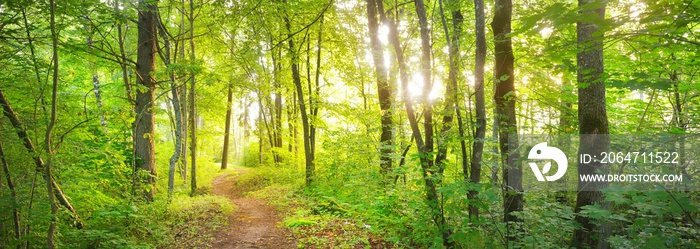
[{"xmin": 211, "ymin": 169, "xmax": 297, "ymax": 249}]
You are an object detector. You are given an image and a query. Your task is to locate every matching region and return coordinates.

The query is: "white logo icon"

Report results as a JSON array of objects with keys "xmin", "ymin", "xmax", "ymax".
[{"xmin": 528, "ymin": 142, "xmax": 567, "ymax": 181}]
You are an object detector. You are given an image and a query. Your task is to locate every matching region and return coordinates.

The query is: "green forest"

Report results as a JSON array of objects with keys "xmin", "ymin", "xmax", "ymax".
[{"xmin": 0, "ymin": 0, "xmax": 698, "ymax": 248}]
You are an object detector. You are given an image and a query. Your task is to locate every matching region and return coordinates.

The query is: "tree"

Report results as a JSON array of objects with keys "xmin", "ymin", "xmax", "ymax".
[
  {"xmin": 189, "ymin": 0, "xmax": 198, "ymax": 196},
  {"xmin": 45, "ymin": 0, "xmax": 60, "ymax": 245},
  {"xmin": 155, "ymin": 8, "xmax": 184, "ymax": 197},
  {"xmin": 134, "ymin": 0, "xmax": 158, "ymax": 201},
  {"xmin": 571, "ymin": 0, "xmax": 610, "ymax": 247},
  {"xmin": 221, "ymin": 82, "xmax": 234, "ymax": 170},
  {"xmin": 492, "ymin": 0, "xmax": 522, "ymax": 243},
  {"xmin": 365, "ymin": 0, "xmax": 394, "ymax": 179},
  {"xmin": 470, "ymin": 0, "xmax": 486, "ymax": 219}
]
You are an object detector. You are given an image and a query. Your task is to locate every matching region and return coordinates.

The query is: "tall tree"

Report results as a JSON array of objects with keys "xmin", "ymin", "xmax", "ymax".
[
  {"xmin": 45, "ymin": 0, "xmax": 60, "ymax": 246},
  {"xmin": 221, "ymin": 82, "xmax": 234, "ymax": 170},
  {"xmin": 134, "ymin": 0, "xmax": 158, "ymax": 201},
  {"xmin": 0, "ymin": 140, "xmax": 20, "ymax": 245},
  {"xmin": 492, "ymin": 0, "xmax": 522, "ymax": 243},
  {"xmin": 189, "ymin": 0, "xmax": 198, "ymax": 196},
  {"xmin": 365, "ymin": 0, "xmax": 394, "ymax": 178},
  {"xmin": 284, "ymin": 3, "xmax": 313, "ymax": 186},
  {"xmin": 156, "ymin": 10, "xmax": 184, "ymax": 197},
  {"xmin": 470, "ymin": 0, "xmax": 486, "ymax": 219},
  {"xmin": 571, "ymin": 0, "xmax": 610, "ymax": 247}
]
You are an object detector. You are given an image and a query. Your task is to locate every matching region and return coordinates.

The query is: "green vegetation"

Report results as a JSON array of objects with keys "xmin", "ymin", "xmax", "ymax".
[{"xmin": 0, "ymin": 0, "xmax": 698, "ymax": 248}]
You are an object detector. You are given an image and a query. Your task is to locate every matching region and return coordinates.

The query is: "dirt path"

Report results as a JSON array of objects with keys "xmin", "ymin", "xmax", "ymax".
[{"xmin": 211, "ymin": 170, "xmax": 297, "ymax": 249}]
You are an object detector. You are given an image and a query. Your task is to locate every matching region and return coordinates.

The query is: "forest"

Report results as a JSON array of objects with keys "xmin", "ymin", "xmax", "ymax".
[{"xmin": 0, "ymin": 0, "xmax": 698, "ymax": 248}]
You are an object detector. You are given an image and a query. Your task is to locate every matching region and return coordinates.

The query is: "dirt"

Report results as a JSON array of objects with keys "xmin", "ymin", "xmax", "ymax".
[{"xmin": 211, "ymin": 169, "xmax": 298, "ymax": 249}]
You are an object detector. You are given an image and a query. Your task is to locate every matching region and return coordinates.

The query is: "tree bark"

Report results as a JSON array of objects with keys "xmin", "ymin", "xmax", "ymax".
[
  {"xmin": 156, "ymin": 11, "xmax": 183, "ymax": 198},
  {"xmin": 0, "ymin": 89, "xmax": 85, "ymax": 230},
  {"xmin": 115, "ymin": 0, "xmax": 134, "ymax": 104},
  {"xmin": 46, "ymin": 1, "xmax": 61, "ymax": 246},
  {"xmin": 572, "ymin": 0, "xmax": 610, "ymax": 248},
  {"xmin": 134, "ymin": 0, "xmax": 158, "ymax": 201},
  {"xmin": 470, "ymin": 0, "xmax": 487, "ymax": 219},
  {"xmin": 222, "ymin": 82, "xmax": 234, "ymax": 170},
  {"xmin": 189, "ymin": 0, "xmax": 197, "ymax": 196},
  {"xmin": 492, "ymin": 0, "xmax": 522, "ymax": 243},
  {"xmin": 284, "ymin": 2, "xmax": 314, "ymax": 186},
  {"xmin": 0, "ymin": 140, "xmax": 21, "ymax": 243},
  {"xmin": 366, "ymin": 0, "xmax": 394, "ymax": 179}
]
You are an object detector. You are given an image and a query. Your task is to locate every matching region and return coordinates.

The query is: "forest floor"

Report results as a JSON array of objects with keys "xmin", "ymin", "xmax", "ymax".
[{"xmin": 211, "ymin": 169, "xmax": 298, "ymax": 249}]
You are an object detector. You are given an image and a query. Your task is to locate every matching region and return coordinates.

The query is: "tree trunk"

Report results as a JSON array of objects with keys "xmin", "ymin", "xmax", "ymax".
[
  {"xmin": 0, "ymin": 141, "xmax": 21, "ymax": 243},
  {"xmin": 284, "ymin": 3, "xmax": 314, "ymax": 186},
  {"xmin": 45, "ymin": 1, "xmax": 61, "ymax": 246},
  {"xmin": 114, "ymin": 0, "xmax": 133, "ymax": 104},
  {"xmin": 366, "ymin": 0, "xmax": 393, "ymax": 179},
  {"xmin": 571, "ymin": 0, "xmax": 610, "ymax": 248},
  {"xmin": 492, "ymin": 0, "xmax": 522, "ymax": 243},
  {"xmin": 134, "ymin": 0, "xmax": 158, "ymax": 201},
  {"xmin": 470, "ymin": 0, "xmax": 487, "ymax": 219},
  {"xmin": 434, "ymin": 0, "xmax": 462, "ymax": 177},
  {"xmin": 272, "ymin": 46, "xmax": 283, "ymax": 165},
  {"xmin": 189, "ymin": 0, "xmax": 197, "ymax": 196},
  {"xmin": 222, "ymin": 82, "xmax": 234, "ymax": 170},
  {"xmin": 156, "ymin": 12, "xmax": 183, "ymax": 198},
  {"xmin": 0, "ymin": 89, "xmax": 85, "ymax": 230},
  {"xmin": 311, "ymin": 16, "xmax": 323, "ymax": 161}
]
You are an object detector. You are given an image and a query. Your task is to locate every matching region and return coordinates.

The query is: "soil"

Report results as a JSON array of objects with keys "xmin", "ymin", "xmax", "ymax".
[{"xmin": 211, "ymin": 169, "xmax": 298, "ymax": 249}]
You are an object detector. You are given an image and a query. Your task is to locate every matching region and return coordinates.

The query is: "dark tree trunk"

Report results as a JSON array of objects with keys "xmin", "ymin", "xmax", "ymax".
[
  {"xmin": 407, "ymin": 0, "xmax": 453, "ymax": 246},
  {"xmin": 572, "ymin": 0, "xmax": 610, "ymax": 248},
  {"xmin": 470, "ymin": 0, "xmax": 487, "ymax": 220},
  {"xmin": 492, "ymin": 0, "xmax": 522, "ymax": 243},
  {"xmin": 134, "ymin": 0, "xmax": 158, "ymax": 201},
  {"xmin": 222, "ymin": 83, "xmax": 234, "ymax": 170},
  {"xmin": 434, "ymin": 0, "xmax": 463, "ymax": 177},
  {"xmin": 366, "ymin": 0, "xmax": 394, "ymax": 179},
  {"xmin": 0, "ymin": 141, "xmax": 21, "ymax": 243},
  {"xmin": 189, "ymin": 0, "xmax": 197, "ymax": 196},
  {"xmin": 272, "ymin": 46, "xmax": 283, "ymax": 164},
  {"xmin": 284, "ymin": 5, "xmax": 314, "ymax": 186}
]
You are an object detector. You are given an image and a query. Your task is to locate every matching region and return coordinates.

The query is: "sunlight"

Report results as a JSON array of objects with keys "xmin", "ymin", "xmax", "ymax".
[
  {"xmin": 630, "ymin": 3, "xmax": 646, "ymax": 20},
  {"xmin": 383, "ymin": 51, "xmax": 391, "ymax": 69},
  {"xmin": 430, "ymin": 78, "xmax": 443, "ymax": 100},
  {"xmin": 539, "ymin": 27, "xmax": 553, "ymax": 38},
  {"xmin": 378, "ymin": 25, "xmax": 389, "ymax": 45},
  {"xmin": 409, "ymin": 73, "xmax": 423, "ymax": 97}
]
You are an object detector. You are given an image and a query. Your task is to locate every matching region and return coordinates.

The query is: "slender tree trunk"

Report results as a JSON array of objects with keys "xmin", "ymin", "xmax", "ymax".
[
  {"xmin": 272, "ymin": 45, "xmax": 283, "ymax": 165},
  {"xmin": 366, "ymin": 0, "xmax": 394, "ymax": 179},
  {"xmin": 157, "ymin": 13, "xmax": 183, "ymax": 198},
  {"xmin": 0, "ymin": 141, "xmax": 21, "ymax": 243},
  {"xmin": 572, "ymin": 0, "xmax": 610, "ymax": 248},
  {"xmin": 434, "ymin": 0, "xmax": 461, "ymax": 176},
  {"xmin": 311, "ymin": 16, "xmax": 323, "ymax": 159},
  {"xmin": 284, "ymin": 3, "xmax": 314, "ymax": 186},
  {"xmin": 470, "ymin": 0, "xmax": 487, "ymax": 219},
  {"xmin": 115, "ymin": 0, "xmax": 133, "ymax": 104},
  {"xmin": 45, "ymin": 1, "xmax": 60, "ymax": 245},
  {"xmin": 20, "ymin": 6, "xmax": 49, "ymax": 117},
  {"xmin": 134, "ymin": 0, "xmax": 158, "ymax": 201},
  {"xmin": 180, "ymin": 0, "xmax": 188, "ymax": 183},
  {"xmin": 492, "ymin": 0, "xmax": 522, "ymax": 243},
  {"xmin": 84, "ymin": 11, "xmax": 106, "ymax": 128},
  {"xmin": 189, "ymin": 0, "xmax": 197, "ymax": 196},
  {"xmin": 222, "ymin": 83, "xmax": 234, "ymax": 170},
  {"xmin": 0, "ymin": 89, "xmax": 85, "ymax": 230}
]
